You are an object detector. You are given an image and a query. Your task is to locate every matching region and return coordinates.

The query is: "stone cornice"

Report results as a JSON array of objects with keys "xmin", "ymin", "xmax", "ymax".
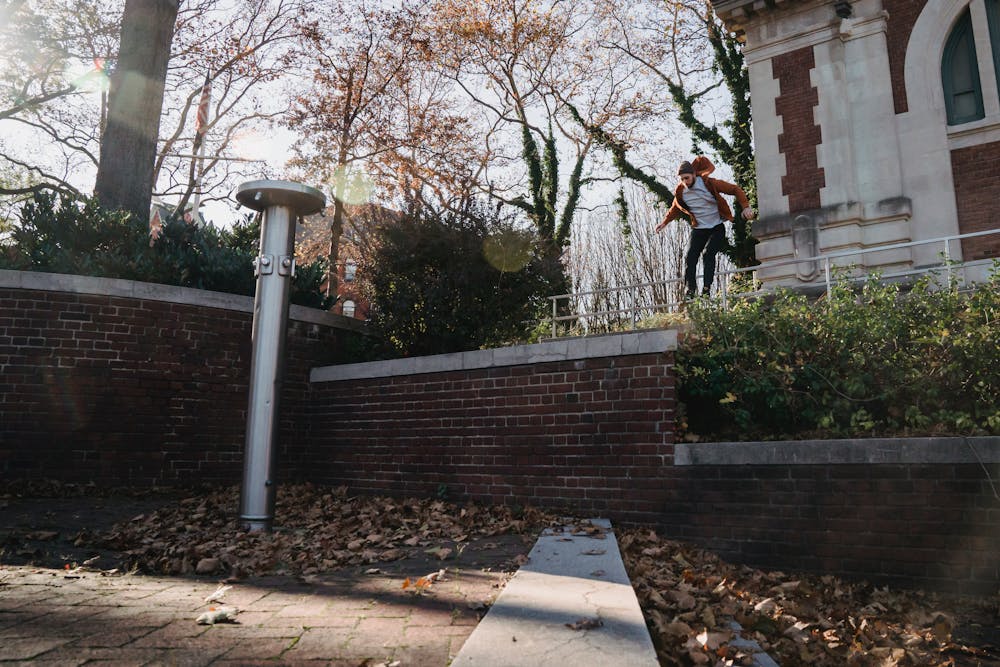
[{"xmin": 711, "ymin": 0, "xmax": 797, "ymax": 37}]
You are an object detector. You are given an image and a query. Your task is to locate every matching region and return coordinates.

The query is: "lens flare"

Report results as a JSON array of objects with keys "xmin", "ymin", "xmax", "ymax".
[
  {"xmin": 65, "ymin": 58, "xmax": 110, "ymax": 93},
  {"xmin": 483, "ymin": 229, "xmax": 532, "ymax": 273},
  {"xmin": 328, "ymin": 166, "xmax": 373, "ymax": 206},
  {"xmin": 230, "ymin": 128, "xmax": 281, "ymax": 163}
]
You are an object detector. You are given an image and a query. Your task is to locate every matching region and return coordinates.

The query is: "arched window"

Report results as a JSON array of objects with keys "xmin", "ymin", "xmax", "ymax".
[
  {"xmin": 342, "ymin": 300, "xmax": 356, "ymax": 318},
  {"xmin": 989, "ymin": 0, "xmax": 1000, "ymax": 93},
  {"xmin": 942, "ymin": 9, "xmax": 984, "ymax": 125}
]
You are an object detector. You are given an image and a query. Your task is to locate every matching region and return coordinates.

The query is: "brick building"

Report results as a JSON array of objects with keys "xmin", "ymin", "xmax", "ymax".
[
  {"xmin": 296, "ymin": 204, "xmax": 386, "ymax": 321},
  {"xmin": 712, "ymin": 0, "xmax": 1000, "ymax": 285}
]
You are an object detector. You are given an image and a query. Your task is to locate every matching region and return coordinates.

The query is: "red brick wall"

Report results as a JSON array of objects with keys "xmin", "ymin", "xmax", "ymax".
[
  {"xmin": 884, "ymin": 0, "xmax": 928, "ymax": 114},
  {"xmin": 2, "ymin": 280, "xmax": 996, "ymax": 592},
  {"xmin": 773, "ymin": 46, "xmax": 825, "ymax": 212},
  {"xmin": 0, "ymin": 285, "xmax": 355, "ymax": 486},
  {"xmin": 662, "ymin": 463, "xmax": 998, "ymax": 595},
  {"xmin": 951, "ymin": 140, "xmax": 1000, "ymax": 260},
  {"xmin": 298, "ymin": 360, "xmax": 997, "ymax": 593},
  {"xmin": 297, "ymin": 354, "xmax": 677, "ymax": 525}
]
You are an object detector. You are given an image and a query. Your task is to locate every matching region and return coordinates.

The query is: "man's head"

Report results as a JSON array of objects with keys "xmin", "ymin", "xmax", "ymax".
[{"xmin": 678, "ymin": 160, "xmax": 695, "ymax": 187}]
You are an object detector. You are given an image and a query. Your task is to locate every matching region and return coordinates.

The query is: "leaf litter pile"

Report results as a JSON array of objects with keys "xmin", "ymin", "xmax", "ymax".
[
  {"xmin": 618, "ymin": 528, "xmax": 1000, "ymax": 667},
  {"xmin": 15, "ymin": 481, "xmax": 996, "ymax": 666},
  {"xmin": 89, "ymin": 483, "xmax": 552, "ymax": 578}
]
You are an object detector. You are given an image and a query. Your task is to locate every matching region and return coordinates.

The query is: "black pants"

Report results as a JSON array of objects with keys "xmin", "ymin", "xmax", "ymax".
[{"xmin": 685, "ymin": 224, "xmax": 725, "ymax": 297}]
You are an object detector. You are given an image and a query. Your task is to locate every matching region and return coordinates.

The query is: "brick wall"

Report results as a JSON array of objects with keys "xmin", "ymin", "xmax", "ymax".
[
  {"xmin": 300, "ymin": 348, "xmax": 997, "ymax": 593},
  {"xmin": 951, "ymin": 140, "xmax": 1000, "ymax": 260},
  {"xmin": 884, "ymin": 0, "xmax": 928, "ymax": 114},
  {"xmin": 662, "ymin": 458, "xmax": 999, "ymax": 594},
  {"xmin": 297, "ymin": 352, "xmax": 677, "ymax": 525},
  {"xmin": 2, "ymin": 276, "xmax": 997, "ymax": 592},
  {"xmin": 0, "ymin": 273, "xmax": 360, "ymax": 486},
  {"xmin": 773, "ymin": 46, "xmax": 825, "ymax": 213}
]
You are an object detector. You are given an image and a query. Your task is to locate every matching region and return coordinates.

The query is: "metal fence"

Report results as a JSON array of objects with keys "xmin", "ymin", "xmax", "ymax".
[{"xmin": 547, "ymin": 228, "xmax": 1000, "ymax": 339}]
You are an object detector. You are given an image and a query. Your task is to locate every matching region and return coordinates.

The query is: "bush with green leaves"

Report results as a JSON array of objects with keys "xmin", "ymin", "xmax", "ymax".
[
  {"xmin": 0, "ymin": 192, "xmax": 332, "ymax": 309},
  {"xmin": 361, "ymin": 201, "xmax": 561, "ymax": 357},
  {"xmin": 676, "ymin": 269, "xmax": 1000, "ymax": 440}
]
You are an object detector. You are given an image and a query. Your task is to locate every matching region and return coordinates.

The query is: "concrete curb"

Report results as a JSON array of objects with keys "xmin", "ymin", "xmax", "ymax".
[
  {"xmin": 451, "ymin": 519, "xmax": 658, "ymax": 667},
  {"xmin": 675, "ymin": 436, "xmax": 1000, "ymax": 465}
]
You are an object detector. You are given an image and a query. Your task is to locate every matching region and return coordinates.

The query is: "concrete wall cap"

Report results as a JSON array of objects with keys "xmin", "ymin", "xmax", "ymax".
[
  {"xmin": 675, "ymin": 437, "xmax": 1000, "ymax": 466},
  {"xmin": 311, "ymin": 329, "xmax": 678, "ymax": 383}
]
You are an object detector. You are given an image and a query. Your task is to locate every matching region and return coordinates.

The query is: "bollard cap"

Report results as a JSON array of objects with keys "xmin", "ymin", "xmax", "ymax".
[{"xmin": 236, "ymin": 180, "xmax": 326, "ymax": 215}]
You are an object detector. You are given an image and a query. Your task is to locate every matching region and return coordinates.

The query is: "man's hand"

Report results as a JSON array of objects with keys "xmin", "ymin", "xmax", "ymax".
[
  {"xmin": 741, "ymin": 207, "xmax": 755, "ymax": 220},
  {"xmin": 655, "ymin": 220, "xmax": 667, "ymax": 232}
]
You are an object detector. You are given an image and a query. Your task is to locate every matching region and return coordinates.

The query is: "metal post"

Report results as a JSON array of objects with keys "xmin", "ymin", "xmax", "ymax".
[
  {"xmin": 235, "ymin": 180, "xmax": 325, "ymax": 532},
  {"xmin": 824, "ymin": 257, "xmax": 832, "ymax": 299},
  {"xmin": 551, "ymin": 296, "xmax": 557, "ymax": 339},
  {"xmin": 943, "ymin": 238, "xmax": 952, "ymax": 286}
]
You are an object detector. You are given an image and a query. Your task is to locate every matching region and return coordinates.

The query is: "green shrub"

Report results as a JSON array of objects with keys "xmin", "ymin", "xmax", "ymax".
[
  {"xmin": 0, "ymin": 191, "xmax": 151, "ymax": 279},
  {"xmin": 362, "ymin": 200, "xmax": 561, "ymax": 357},
  {"xmin": 676, "ymin": 268, "xmax": 1000, "ymax": 440},
  {"xmin": 0, "ymin": 192, "xmax": 332, "ymax": 309}
]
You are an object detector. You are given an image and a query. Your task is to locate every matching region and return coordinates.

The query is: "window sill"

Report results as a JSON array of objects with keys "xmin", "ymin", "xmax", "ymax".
[{"xmin": 947, "ymin": 113, "xmax": 1000, "ymax": 149}]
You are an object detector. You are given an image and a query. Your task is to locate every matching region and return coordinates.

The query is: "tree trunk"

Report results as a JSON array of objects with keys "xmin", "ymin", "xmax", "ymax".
[{"xmin": 94, "ymin": 0, "xmax": 178, "ymax": 222}]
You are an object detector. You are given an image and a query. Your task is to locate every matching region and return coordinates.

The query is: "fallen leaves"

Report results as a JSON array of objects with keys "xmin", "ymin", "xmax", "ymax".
[
  {"xmin": 203, "ymin": 584, "xmax": 232, "ymax": 603},
  {"xmin": 195, "ymin": 606, "xmax": 238, "ymax": 625},
  {"xmin": 87, "ymin": 484, "xmax": 558, "ymax": 579},
  {"xmin": 401, "ymin": 568, "xmax": 447, "ymax": 594},
  {"xmin": 618, "ymin": 527, "xmax": 1000, "ymax": 667},
  {"xmin": 425, "ymin": 546, "xmax": 453, "ymax": 561},
  {"xmin": 566, "ymin": 617, "xmax": 603, "ymax": 631},
  {"xmin": 43, "ymin": 482, "xmax": 1000, "ymax": 667},
  {"xmin": 23, "ymin": 530, "xmax": 59, "ymax": 541}
]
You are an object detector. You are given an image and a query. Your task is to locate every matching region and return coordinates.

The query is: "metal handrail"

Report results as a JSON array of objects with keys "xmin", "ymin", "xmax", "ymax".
[{"xmin": 548, "ymin": 227, "xmax": 1000, "ymax": 338}]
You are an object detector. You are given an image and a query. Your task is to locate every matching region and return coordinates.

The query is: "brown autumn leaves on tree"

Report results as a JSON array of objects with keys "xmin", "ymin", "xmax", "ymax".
[
  {"xmin": 286, "ymin": 0, "xmax": 670, "ymax": 296},
  {"xmin": 286, "ymin": 1, "xmax": 479, "ymax": 297}
]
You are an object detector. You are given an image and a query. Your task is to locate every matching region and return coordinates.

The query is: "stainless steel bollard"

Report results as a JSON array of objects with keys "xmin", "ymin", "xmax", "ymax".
[{"xmin": 235, "ymin": 180, "xmax": 326, "ymax": 532}]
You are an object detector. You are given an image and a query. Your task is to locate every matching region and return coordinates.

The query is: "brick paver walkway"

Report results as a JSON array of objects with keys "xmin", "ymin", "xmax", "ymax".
[{"xmin": 0, "ymin": 558, "xmax": 514, "ymax": 666}]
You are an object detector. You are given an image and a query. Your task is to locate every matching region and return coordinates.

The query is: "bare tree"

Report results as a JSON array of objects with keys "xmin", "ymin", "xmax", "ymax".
[
  {"xmin": 0, "ymin": 0, "xmax": 120, "ymax": 200},
  {"xmin": 2, "ymin": 0, "xmax": 317, "ymax": 223},
  {"xmin": 94, "ymin": 0, "xmax": 178, "ymax": 221},
  {"xmin": 590, "ymin": 0, "xmax": 758, "ymax": 267},
  {"xmin": 155, "ymin": 0, "xmax": 316, "ymax": 218},
  {"xmin": 566, "ymin": 182, "xmax": 733, "ymax": 332},
  {"xmin": 419, "ymin": 0, "xmax": 666, "ymax": 258}
]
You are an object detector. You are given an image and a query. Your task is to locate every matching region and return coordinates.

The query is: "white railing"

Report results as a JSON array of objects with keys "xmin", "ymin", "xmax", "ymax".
[{"xmin": 548, "ymin": 228, "xmax": 1000, "ymax": 338}]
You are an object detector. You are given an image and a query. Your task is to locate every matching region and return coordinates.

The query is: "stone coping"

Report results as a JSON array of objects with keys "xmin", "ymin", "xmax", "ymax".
[
  {"xmin": 675, "ymin": 437, "xmax": 1000, "ymax": 466},
  {"xmin": 310, "ymin": 329, "xmax": 678, "ymax": 382},
  {"xmin": 0, "ymin": 268, "xmax": 363, "ymax": 331},
  {"xmin": 451, "ymin": 519, "xmax": 658, "ymax": 667}
]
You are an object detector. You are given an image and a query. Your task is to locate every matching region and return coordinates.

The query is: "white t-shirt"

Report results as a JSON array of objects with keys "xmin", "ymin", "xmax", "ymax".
[{"xmin": 684, "ymin": 177, "xmax": 724, "ymax": 230}]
